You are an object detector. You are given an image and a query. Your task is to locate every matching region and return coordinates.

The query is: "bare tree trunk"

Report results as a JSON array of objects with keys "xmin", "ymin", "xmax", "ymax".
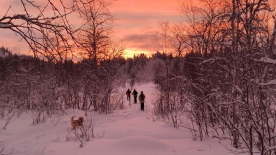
[
  {"xmin": 269, "ymin": 18, "xmax": 276, "ymax": 57},
  {"xmin": 231, "ymin": 0, "xmax": 239, "ymax": 148}
]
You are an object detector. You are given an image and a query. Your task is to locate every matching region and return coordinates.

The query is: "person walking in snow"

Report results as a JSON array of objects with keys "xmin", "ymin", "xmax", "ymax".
[
  {"xmin": 139, "ymin": 91, "xmax": 146, "ymax": 111},
  {"xmin": 132, "ymin": 89, "xmax": 138, "ymax": 103},
  {"xmin": 126, "ymin": 89, "xmax": 131, "ymax": 101}
]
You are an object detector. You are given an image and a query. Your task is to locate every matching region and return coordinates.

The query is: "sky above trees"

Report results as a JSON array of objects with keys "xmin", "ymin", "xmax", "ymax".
[
  {"xmin": 109, "ymin": 0, "xmax": 182, "ymax": 57},
  {"xmin": 0, "ymin": 0, "xmax": 182, "ymax": 58}
]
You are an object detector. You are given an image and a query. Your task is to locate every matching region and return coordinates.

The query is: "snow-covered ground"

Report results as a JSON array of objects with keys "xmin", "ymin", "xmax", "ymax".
[{"xmin": 0, "ymin": 83, "xmax": 237, "ymax": 155}]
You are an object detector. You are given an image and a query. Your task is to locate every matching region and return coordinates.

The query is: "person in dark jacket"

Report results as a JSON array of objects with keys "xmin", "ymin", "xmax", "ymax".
[
  {"xmin": 138, "ymin": 91, "xmax": 146, "ymax": 111},
  {"xmin": 132, "ymin": 89, "xmax": 138, "ymax": 103},
  {"xmin": 126, "ymin": 89, "xmax": 131, "ymax": 101}
]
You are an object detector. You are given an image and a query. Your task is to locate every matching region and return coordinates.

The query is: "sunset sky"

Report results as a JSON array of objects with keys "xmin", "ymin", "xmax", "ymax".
[
  {"xmin": 0, "ymin": 0, "xmax": 183, "ymax": 58},
  {"xmin": 109, "ymin": 0, "xmax": 182, "ymax": 58}
]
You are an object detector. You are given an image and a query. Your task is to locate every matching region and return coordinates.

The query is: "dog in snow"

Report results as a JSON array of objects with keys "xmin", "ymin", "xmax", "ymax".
[{"xmin": 71, "ymin": 116, "xmax": 84, "ymax": 130}]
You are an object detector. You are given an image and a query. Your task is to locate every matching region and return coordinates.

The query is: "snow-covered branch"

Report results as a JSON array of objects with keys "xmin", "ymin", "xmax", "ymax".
[{"xmin": 258, "ymin": 80, "xmax": 276, "ymax": 86}]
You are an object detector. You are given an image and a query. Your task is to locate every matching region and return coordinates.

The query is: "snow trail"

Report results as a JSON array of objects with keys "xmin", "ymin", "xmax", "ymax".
[{"xmin": 0, "ymin": 82, "xmax": 235, "ymax": 155}]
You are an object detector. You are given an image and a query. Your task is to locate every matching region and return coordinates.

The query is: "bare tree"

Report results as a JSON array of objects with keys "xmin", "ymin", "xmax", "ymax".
[
  {"xmin": 74, "ymin": 0, "xmax": 126, "ymax": 114},
  {"xmin": 0, "ymin": 0, "xmax": 94, "ymax": 61},
  {"xmin": 77, "ymin": 0, "xmax": 114, "ymax": 63}
]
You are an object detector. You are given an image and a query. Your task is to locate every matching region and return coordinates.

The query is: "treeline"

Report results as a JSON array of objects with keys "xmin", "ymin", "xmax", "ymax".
[
  {"xmin": 0, "ymin": 48, "xmax": 155, "ymax": 122},
  {"xmin": 0, "ymin": 51, "xmax": 130, "ymax": 126},
  {"xmin": 150, "ymin": 0, "xmax": 276, "ymax": 155}
]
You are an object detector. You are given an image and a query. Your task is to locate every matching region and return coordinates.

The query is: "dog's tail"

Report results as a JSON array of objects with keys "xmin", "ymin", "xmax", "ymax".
[{"xmin": 71, "ymin": 116, "xmax": 75, "ymax": 122}]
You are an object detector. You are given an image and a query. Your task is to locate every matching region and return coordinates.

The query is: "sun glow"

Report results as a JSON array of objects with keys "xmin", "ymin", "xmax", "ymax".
[{"xmin": 123, "ymin": 48, "xmax": 151, "ymax": 59}]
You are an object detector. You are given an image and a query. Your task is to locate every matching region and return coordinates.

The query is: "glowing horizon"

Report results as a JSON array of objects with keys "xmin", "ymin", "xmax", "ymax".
[{"xmin": 123, "ymin": 48, "xmax": 151, "ymax": 59}]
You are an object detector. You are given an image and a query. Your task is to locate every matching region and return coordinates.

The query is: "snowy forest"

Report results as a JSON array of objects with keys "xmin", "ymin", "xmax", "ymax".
[{"xmin": 1, "ymin": 0, "xmax": 276, "ymax": 155}]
